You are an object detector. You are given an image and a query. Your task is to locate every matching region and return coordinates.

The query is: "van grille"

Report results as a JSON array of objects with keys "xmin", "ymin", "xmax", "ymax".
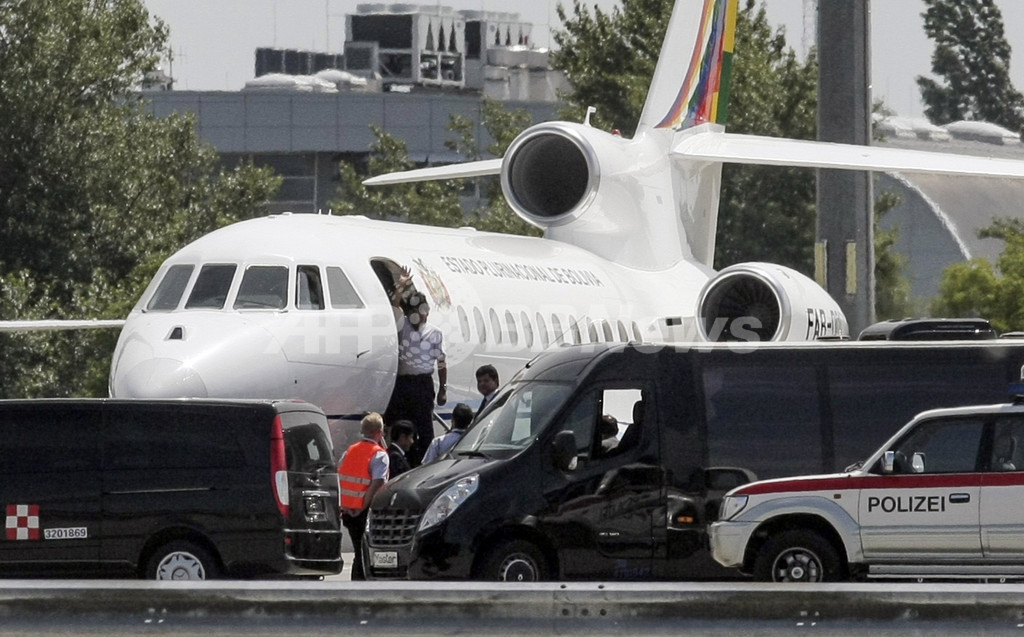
[{"xmin": 367, "ymin": 508, "xmax": 422, "ymax": 546}]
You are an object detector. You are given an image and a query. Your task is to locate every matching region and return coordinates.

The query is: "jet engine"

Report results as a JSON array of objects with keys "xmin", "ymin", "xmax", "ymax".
[
  {"xmin": 697, "ymin": 263, "xmax": 848, "ymax": 342},
  {"xmin": 500, "ymin": 121, "xmax": 645, "ymax": 229}
]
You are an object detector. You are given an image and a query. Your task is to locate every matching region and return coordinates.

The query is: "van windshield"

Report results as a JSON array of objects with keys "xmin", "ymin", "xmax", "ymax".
[{"xmin": 454, "ymin": 381, "xmax": 574, "ymax": 460}]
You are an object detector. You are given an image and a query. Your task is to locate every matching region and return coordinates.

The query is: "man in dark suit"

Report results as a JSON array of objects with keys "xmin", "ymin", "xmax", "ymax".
[
  {"xmin": 475, "ymin": 364, "xmax": 500, "ymax": 419},
  {"xmin": 386, "ymin": 420, "xmax": 415, "ymax": 478}
]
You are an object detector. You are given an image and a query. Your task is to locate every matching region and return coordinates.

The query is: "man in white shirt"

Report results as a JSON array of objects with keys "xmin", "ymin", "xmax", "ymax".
[{"xmin": 384, "ymin": 267, "xmax": 447, "ymax": 467}]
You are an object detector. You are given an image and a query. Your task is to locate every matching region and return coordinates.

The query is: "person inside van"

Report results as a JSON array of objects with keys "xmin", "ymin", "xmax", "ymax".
[
  {"xmin": 422, "ymin": 403, "xmax": 473, "ymax": 464},
  {"xmin": 600, "ymin": 414, "xmax": 620, "ymax": 454},
  {"xmin": 338, "ymin": 412, "xmax": 389, "ymax": 580}
]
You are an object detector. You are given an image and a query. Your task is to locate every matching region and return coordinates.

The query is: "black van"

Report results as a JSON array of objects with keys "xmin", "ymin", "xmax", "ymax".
[
  {"xmin": 0, "ymin": 398, "xmax": 341, "ymax": 579},
  {"xmin": 364, "ymin": 340, "xmax": 1024, "ymax": 581}
]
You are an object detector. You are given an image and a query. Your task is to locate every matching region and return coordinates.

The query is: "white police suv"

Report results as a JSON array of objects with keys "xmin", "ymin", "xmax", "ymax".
[{"xmin": 710, "ymin": 399, "xmax": 1024, "ymax": 582}]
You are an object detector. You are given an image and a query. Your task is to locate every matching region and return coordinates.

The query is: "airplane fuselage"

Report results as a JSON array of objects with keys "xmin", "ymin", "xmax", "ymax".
[{"xmin": 110, "ymin": 213, "xmax": 714, "ymax": 418}]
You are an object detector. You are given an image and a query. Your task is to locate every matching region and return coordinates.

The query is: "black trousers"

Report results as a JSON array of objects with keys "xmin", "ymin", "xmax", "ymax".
[
  {"xmin": 384, "ymin": 373, "xmax": 435, "ymax": 466},
  {"xmin": 342, "ymin": 510, "xmax": 369, "ymax": 580}
]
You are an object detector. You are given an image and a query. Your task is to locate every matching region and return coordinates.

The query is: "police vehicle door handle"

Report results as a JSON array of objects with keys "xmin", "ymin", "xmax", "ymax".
[{"xmin": 949, "ymin": 493, "xmax": 971, "ymax": 504}]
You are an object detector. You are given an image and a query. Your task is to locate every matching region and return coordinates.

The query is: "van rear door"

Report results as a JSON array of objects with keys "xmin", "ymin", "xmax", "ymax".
[
  {"xmin": 278, "ymin": 407, "xmax": 342, "ymax": 572},
  {"xmin": 0, "ymin": 404, "xmax": 102, "ymax": 568}
]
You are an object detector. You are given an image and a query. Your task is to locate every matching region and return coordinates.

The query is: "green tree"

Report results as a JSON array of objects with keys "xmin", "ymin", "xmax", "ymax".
[
  {"xmin": 331, "ymin": 125, "xmax": 466, "ymax": 227},
  {"xmin": 333, "ymin": 99, "xmax": 541, "ymax": 236},
  {"xmin": 0, "ymin": 0, "xmax": 281, "ymax": 398},
  {"xmin": 873, "ymin": 190, "xmax": 912, "ymax": 320},
  {"xmin": 932, "ymin": 218, "xmax": 1024, "ymax": 331},
  {"xmin": 917, "ymin": 0, "xmax": 1024, "ymax": 131}
]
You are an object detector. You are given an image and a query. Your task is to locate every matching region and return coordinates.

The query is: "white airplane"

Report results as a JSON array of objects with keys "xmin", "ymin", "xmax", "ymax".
[{"xmin": 11, "ymin": 0, "xmax": 1024, "ymax": 430}]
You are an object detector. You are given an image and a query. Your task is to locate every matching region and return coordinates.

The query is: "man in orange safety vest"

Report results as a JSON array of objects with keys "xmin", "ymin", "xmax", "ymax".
[{"xmin": 338, "ymin": 412, "xmax": 389, "ymax": 580}]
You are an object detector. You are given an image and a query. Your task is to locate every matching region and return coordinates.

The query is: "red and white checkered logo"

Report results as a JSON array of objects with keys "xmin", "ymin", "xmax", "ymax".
[{"xmin": 5, "ymin": 504, "xmax": 40, "ymax": 541}]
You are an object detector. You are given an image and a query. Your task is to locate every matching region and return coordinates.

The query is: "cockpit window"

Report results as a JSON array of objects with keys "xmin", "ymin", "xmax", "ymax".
[
  {"xmin": 185, "ymin": 264, "xmax": 237, "ymax": 309},
  {"xmin": 146, "ymin": 264, "xmax": 194, "ymax": 311},
  {"xmin": 326, "ymin": 267, "xmax": 363, "ymax": 309},
  {"xmin": 234, "ymin": 266, "xmax": 288, "ymax": 310},
  {"xmin": 296, "ymin": 265, "xmax": 325, "ymax": 310}
]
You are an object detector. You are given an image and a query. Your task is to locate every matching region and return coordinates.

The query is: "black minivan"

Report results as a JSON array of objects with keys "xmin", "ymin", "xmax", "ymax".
[
  {"xmin": 364, "ymin": 340, "xmax": 1024, "ymax": 581},
  {"xmin": 0, "ymin": 398, "xmax": 341, "ymax": 579}
]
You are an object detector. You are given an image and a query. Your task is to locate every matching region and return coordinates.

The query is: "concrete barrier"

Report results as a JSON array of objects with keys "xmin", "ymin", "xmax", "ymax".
[{"xmin": 1, "ymin": 581, "xmax": 1024, "ymax": 634}]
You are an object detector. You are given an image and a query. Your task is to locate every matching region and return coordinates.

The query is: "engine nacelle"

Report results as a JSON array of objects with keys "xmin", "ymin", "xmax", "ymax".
[
  {"xmin": 697, "ymin": 263, "xmax": 849, "ymax": 342},
  {"xmin": 500, "ymin": 121, "xmax": 644, "ymax": 229}
]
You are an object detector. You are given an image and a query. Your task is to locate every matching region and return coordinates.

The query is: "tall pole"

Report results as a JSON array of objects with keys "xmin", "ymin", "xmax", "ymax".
[{"xmin": 816, "ymin": 0, "xmax": 874, "ymax": 336}]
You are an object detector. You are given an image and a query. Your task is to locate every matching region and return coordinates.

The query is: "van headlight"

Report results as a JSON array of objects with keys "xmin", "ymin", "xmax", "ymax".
[
  {"xmin": 719, "ymin": 495, "xmax": 748, "ymax": 521},
  {"xmin": 419, "ymin": 474, "xmax": 479, "ymax": 532}
]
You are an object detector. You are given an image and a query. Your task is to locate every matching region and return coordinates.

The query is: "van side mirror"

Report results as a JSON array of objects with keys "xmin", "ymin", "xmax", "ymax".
[
  {"xmin": 882, "ymin": 450, "xmax": 895, "ymax": 474},
  {"xmin": 551, "ymin": 431, "xmax": 577, "ymax": 472}
]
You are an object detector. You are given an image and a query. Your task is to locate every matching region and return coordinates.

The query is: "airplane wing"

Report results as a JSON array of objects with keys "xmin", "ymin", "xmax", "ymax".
[
  {"xmin": 0, "ymin": 319, "xmax": 125, "ymax": 333},
  {"xmin": 362, "ymin": 158, "xmax": 502, "ymax": 186},
  {"xmin": 672, "ymin": 129, "xmax": 1024, "ymax": 178}
]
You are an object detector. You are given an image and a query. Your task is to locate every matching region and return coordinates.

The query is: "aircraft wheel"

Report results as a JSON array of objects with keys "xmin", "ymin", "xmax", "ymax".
[{"xmin": 753, "ymin": 529, "xmax": 844, "ymax": 582}]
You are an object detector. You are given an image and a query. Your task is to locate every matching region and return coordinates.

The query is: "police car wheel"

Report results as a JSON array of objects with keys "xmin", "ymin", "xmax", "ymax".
[
  {"xmin": 145, "ymin": 540, "xmax": 219, "ymax": 581},
  {"xmin": 753, "ymin": 529, "xmax": 843, "ymax": 583},
  {"xmin": 481, "ymin": 539, "xmax": 548, "ymax": 582}
]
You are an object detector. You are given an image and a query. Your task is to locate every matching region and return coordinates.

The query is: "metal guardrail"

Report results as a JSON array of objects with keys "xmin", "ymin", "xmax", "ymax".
[{"xmin": 2, "ymin": 581, "xmax": 1024, "ymax": 635}]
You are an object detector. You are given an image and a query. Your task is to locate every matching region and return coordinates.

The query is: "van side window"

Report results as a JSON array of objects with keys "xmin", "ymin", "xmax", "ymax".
[
  {"xmin": 105, "ymin": 408, "xmax": 246, "ymax": 470},
  {"xmin": 0, "ymin": 409, "xmax": 100, "ymax": 473},
  {"xmin": 704, "ymin": 364, "xmax": 820, "ymax": 480},
  {"xmin": 147, "ymin": 264, "xmax": 194, "ymax": 311},
  {"xmin": 296, "ymin": 265, "xmax": 325, "ymax": 310},
  {"xmin": 326, "ymin": 266, "xmax": 364, "ymax": 309},
  {"xmin": 185, "ymin": 264, "xmax": 237, "ymax": 309},
  {"xmin": 234, "ymin": 265, "xmax": 288, "ymax": 310},
  {"xmin": 556, "ymin": 387, "xmax": 645, "ymax": 464}
]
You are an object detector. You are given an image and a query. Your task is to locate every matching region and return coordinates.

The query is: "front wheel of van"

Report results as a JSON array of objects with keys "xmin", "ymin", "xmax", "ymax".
[
  {"xmin": 480, "ymin": 540, "xmax": 548, "ymax": 582},
  {"xmin": 145, "ymin": 541, "xmax": 219, "ymax": 581}
]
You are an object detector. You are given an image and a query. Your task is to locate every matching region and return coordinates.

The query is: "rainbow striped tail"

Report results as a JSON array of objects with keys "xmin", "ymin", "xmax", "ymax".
[{"xmin": 638, "ymin": 0, "xmax": 738, "ymax": 133}]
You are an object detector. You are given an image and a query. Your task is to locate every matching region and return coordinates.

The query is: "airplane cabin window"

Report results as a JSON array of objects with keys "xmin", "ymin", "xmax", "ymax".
[
  {"xmin": 185, "ymin": 264, "xmax": 237, "ymax": 310},
  {"xmin": 473, "ymin": 307, "xmax": 487, "ymax": 343},
  {"xmin": 617, "ymin": 321, "xmax": 629, "ymax": 342},
  {"xmin": 536, "ymin": 313, "xmax": 549, "ymax": 348},
  {"xmin": 489, "ymin": 309, "xmax": 503, "ymax": 345},
  {"xmin": 551, "ymin": 315, "xmax": 563, "ymax": 344},
  {"xmin": 326, "ymin": 267, "xmax": 364, "ymax": 309},
  {"xmin": 505, "ymin": 310, "xmax": 519, "ymax": 346},
  {"xmin": 521, "ymin": 311, "xmax": 534, "ymax": 348},
  {"xmin": 296, "ymin": 265, "xmax": 325, "ymax": 310},
  {"xmin": 147, "ymin": 264, "xmax": 194, "ymax": 311},
  {"xmin": 457, "ymin": 306, "xmax": 471, "ymax": 342},
  {"xmin": 602, "ymin": 320, "xmax": 614, "ymax": 342},
  {"xmin": 234, "ymin": 266, "xmax": 288, "ymax": 310}
]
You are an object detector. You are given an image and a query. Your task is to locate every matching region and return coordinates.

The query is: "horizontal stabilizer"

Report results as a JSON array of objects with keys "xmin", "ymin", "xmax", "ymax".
[
  {"xmin": 363, "ymin": 158, "xmax": 503, "ymax": 186},
  {"xmin": 0, "ymin": 319, "xmax": 125, "ymax": 333},
  {"xmin": 673, "ymin": 129, "xmax": 1024, "ymax": 178}
]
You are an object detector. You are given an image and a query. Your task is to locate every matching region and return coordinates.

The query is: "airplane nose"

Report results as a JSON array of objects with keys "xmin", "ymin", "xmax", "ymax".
[{"xmin": 115, "ymin": 357, "xmax": 208, "ymax": 398}]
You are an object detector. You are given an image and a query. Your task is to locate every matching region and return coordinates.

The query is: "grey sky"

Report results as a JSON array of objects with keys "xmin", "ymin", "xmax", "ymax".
[{"xmin": 142, "ymin": 0, "xmax": 1024, "ymax": 120}]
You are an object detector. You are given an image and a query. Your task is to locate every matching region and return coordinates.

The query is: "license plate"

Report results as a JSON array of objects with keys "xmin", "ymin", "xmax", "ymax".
[
  {"xmin": 371, "ymin": 550, "xmax": 399, "ymax": 569},
  {"xmin": 304, "ymin": 496, "xmax": 327, "ymax": 522}
]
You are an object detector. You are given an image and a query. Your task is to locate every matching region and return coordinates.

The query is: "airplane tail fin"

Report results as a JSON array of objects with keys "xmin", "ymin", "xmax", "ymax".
[{"xmin": 638, "ymin": 0, "xmax": 738, "ymax": 134}]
